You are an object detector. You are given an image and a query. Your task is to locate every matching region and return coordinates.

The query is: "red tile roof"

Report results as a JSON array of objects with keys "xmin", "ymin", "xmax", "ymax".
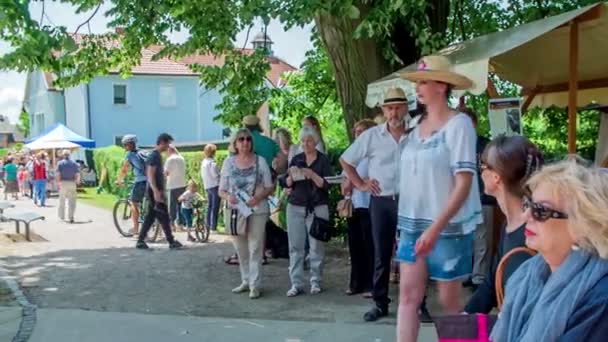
[{"xmin": 46, "ymin": 34, "xmax": 297, "ymax": 86}]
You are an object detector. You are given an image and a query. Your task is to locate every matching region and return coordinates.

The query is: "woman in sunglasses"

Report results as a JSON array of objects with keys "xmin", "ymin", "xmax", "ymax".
[
  {"xmin": 219, "ymin": 128, "xmax": 275, "ymax": 299},
  {"xmin": 491, "ymin": 159, "xmax": 608, "ymax": 342},
  {"xmin": 464, "ymin": 135, "xmax": 542, "ymax": 314}
]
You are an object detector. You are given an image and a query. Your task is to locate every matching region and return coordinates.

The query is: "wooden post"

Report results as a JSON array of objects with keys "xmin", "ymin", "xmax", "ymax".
[{"xmin": 568, "ymin": 20, "xmax": 579, "ymax": 154}]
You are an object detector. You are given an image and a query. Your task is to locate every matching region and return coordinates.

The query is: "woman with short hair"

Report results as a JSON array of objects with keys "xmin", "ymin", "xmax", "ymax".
[
  {"xmin": 283, "ymin": 126, "xmax": 332, "ymax": 297},
  {"xmin": 219, "ymin": 129, "xmax": 275, "ymax": 299},
  {"xmin": 491, "ymin": 159, "xmax": 608, "ymax": 342}
]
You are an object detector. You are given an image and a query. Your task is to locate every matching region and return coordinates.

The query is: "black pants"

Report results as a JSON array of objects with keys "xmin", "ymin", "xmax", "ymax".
[
  {"xmin": 138, "ymin": 189, "xmax": 175, "ymax": 244},
  {"xmin": 347, "ymin": 208, "xmax": 374, "ymax": 293},
  {"xmin": 369, "ymin": 196, "xmax": 399, "ymax": 309},
  {"xmin": 168, "ymin": 187, "xmax": 186, "ymax": 225}
]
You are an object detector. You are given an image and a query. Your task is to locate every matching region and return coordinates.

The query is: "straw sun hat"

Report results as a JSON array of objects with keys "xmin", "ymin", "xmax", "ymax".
[
  {"xmin": 400, "ymin": 55, "xmax": 473, "ymax": 90},
  {"xmin": 381, "ymin": 88, "xmax": 408, "ymax": 106},
  {"xmin": 242, "ymin": 115, "xmax": 260, "ymax": 126}
]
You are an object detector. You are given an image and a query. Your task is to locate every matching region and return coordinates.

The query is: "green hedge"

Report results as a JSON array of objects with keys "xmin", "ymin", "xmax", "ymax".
[{"xmin": 92, "ymin": 146, "xmax": 228, "ymax": 197}]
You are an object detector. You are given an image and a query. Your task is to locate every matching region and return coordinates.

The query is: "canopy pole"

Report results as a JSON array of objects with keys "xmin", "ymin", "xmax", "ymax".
[{"xmin": 568, "ymin": 20, "xmax": 579, "ymax": 154}]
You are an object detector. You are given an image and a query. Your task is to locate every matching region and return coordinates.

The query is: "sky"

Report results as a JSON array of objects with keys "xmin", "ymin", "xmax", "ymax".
[{"xmin": 0, "ymin": 2, "xmax": 313, "ymax": 124}]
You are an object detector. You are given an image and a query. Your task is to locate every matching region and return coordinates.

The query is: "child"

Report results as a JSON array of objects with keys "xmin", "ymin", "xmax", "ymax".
[
  {"xmin": 17, "ymin": 166, "xmax": 28, "ymax": 197},
  {"xmin": 178, "ymin": 180, "xmax": 200, "ymax": 242}
]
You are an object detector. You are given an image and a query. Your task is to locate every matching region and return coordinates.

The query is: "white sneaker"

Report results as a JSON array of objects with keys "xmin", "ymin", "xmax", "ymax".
[
  {"xmin": 249, "ymin": 288, "xmax": 261, "ymax": 299},
  {"xmin": 286, "ymin": 287, "xmax": 303, "ymax": 297},
  {"xmin": 232, "ymin": 283, "xmax": 249, "ymax": 294},
  {"xmin": 310, "ymin": 284, "xmax": 322, "ymax": 295}
]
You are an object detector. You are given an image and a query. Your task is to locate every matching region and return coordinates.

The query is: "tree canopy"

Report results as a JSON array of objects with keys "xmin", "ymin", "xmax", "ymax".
[{"xmin": 0, "ymin": 0, "xmax": 602, "ymax": 158}]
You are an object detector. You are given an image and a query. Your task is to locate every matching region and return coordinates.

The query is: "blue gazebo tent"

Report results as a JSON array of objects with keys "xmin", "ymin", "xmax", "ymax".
[{"xmin": 26, "ymin": 123, "xmax": 95, "ymax": 148}]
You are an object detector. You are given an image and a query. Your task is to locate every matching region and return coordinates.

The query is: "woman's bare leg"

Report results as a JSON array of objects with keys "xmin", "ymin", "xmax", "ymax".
[
  {"xmin": 437, "ymin": 280, "xmax": 464, "ymax": 314},
  {"xmin": 397, "ymin": 259, "xmax": 428, "ymax": 342}
]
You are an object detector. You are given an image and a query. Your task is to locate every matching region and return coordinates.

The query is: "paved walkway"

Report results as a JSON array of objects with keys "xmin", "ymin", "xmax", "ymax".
[
  {"xmin": 0, "ymin": 195, "xmax": 444, "ymax": 341},
  {"xmin": 30, "ymin": 308, "xmax": 438, "ymax": 341}
]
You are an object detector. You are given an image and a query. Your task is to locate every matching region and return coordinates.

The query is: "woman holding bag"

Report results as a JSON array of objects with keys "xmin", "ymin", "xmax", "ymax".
[
  {"xmin": 282, "ymin": 126, "xmax": 332, "ymax": 297},
  {"xmin": 219, "ymin": 128, "xmax": 275, "ymax": 299}
]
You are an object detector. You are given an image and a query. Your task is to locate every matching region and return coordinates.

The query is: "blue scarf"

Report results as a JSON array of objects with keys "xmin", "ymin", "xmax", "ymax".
[{"xmin": 491, "ymin": 249, "xmax": 608, "ymax": 342}]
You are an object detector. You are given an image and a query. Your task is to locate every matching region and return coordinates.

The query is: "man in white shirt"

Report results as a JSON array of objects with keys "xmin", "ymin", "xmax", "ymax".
[
  {"xmin": 340, "ymin": 88, "xmax": 410, "ymax": 322},
  {"xmin": 164, "ymin": 145, "xmax": 187, "ymax": 230}
]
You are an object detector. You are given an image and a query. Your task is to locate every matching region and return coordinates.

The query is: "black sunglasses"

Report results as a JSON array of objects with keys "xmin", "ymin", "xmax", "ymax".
[
  {"xmin": 478, "ymin": 158, "xmax": 492, "ymax": 172},
  {"xmin": 522, "ymin": 196, "xmax": 569, "ymax": 222},
  {"xmin": 237, "ymin": 136, "xmax": 252, "ymax": 142}
]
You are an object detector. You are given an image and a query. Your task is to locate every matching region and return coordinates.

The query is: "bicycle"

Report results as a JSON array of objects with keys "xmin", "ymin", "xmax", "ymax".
[
  {"xmin": 191, "ymin": 200, "xmax": 210, "ymax": 243},
  {"xmin": 113, "ymin": 182, "xmax": 161, "ymax": 242}
]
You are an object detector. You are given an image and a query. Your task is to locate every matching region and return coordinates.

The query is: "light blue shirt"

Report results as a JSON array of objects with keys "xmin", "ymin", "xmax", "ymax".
[{"xmin": 126, "ymin": 150, "xmax": 147, "ymax": 183}]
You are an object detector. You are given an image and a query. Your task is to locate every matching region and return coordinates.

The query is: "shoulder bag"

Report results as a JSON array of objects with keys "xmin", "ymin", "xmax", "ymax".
[
  {"xmin": 434, "ymin": 247, "xmax": 536, "ymax": 342},
  {"xmin": 307, "ymin": 171, "xmax": 332, "ymax": 242},
  {"xmin": 225, "ymin": 156, "xmax": 259, "ymax": 236}
]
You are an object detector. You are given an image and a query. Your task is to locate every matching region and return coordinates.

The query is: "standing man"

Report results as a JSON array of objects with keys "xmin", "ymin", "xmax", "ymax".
[
  {"xmin": 242, "ymin": 115, "xmax": 279, "ymax": 171},
  {"xmin": 117, "ymin": 134, "xmax": 147, "ymax": 236},
  {"xmin": 56, "ymin": 150, "xmax": 80, "ymax": 223},
  {"xmin": 164, "ymin": 145, "xmax": 187, "ymax": 231},
  {"xmin": 340, "ymin": 88, "xmax": 412, "ymax": 322},
  {"xmin": 136, "ymin": 133, "xmax": 183, "ymax": 250}
]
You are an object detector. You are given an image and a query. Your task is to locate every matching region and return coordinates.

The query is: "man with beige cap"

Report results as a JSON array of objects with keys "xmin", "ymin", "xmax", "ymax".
[
  {"xmin": 242, "ymin": 115, "xmax": 280, "ymax": 170},
  {"xmin": 340, "ymin": 88, "xmax": 418, "ymax": 322},
  {"xmin": 56, "ymin": 149, "xmax": 80, "ymax": 223}
]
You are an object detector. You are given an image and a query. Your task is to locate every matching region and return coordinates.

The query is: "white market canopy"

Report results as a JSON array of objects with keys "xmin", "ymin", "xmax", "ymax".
[
  {"xmin": 367, "ymin": 2, "xmax": 608, "ymax": 153},
  {"xmin": 25, "ymin": 139, "xmax": 80, "ymax": 151}
]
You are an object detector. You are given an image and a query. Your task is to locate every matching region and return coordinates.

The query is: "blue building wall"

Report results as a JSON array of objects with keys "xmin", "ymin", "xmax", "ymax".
[
  {"xmin": 25, "ymin": 71, "xmax": 66, "ymax": 137},
  {"xmin": 198, "ymin": 86, "xmax": 225, "ymax": 142},
  {"xmin": 88, "ymin": 74, "xmax": 200, "ymax": 147}
]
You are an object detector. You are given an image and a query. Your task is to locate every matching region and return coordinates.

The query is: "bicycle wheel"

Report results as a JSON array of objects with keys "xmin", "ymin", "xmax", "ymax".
[
  {"xmin": 143, "ymin": 222, "xmax": 160, "ymax": 243},
  {"xmin": 113, "ymin": 199, "xmax": 134, "ymax": 237},
  {"xmin": 195, "ymin": 221, "xmax": 210, "ymax": 243}
]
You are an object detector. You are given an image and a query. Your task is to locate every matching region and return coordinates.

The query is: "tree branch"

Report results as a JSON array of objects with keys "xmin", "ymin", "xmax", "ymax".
[
  {"xmin": 74, "ymin": 3, "xmax": 102, "ymax": 35},
  {"xmin": 457, "ymin": 0, "xmax": 467, "ymax": 41},
  {"xmin": 241, "ymin": 24, "xmax": 253, "ymax": 51},
  {"xmin": 39, "ymin": 0, "xmax": 45, "ymax": 27}
]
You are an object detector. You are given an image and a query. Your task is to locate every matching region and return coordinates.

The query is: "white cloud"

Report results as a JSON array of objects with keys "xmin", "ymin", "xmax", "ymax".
[{"xmin": 0, "ymin": 87, "xmax": 25, "ymax": 124}]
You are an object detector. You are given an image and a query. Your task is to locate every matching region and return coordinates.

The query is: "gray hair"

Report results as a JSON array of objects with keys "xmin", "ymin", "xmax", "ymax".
[
  {"xmin": 62, "ymin": 149, "xmax": 71, "ymax": 157},
  {"xmin": 298, "ymin": 126, "xmax": 319, "ymax": 143}
]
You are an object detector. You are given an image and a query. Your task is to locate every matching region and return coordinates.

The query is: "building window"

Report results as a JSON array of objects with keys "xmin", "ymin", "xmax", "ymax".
[
  {"xmin": 159, "ymin": 84, "xmax": 176, "ymax": 108},
  {"xmin": 113, "ymin": 84, "xmax": 127, "ymax": 105}
]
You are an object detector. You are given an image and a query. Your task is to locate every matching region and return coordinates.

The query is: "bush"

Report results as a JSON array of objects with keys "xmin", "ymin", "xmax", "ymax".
[{"xmin": 92, "ymin": 146, "xmax": 228, "ymax": 197}]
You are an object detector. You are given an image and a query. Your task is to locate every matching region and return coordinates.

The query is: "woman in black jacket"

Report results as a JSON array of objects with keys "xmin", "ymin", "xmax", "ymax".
[{"xmin": 464, "ymin": 135, "xmax": 543, "ymax": 313}]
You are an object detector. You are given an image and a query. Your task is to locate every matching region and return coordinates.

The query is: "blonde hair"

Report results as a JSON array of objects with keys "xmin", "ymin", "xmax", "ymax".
[
  {"xmin": 187, "ymin": 179, "xmax": 198, "ymax": 190},
  {"xmin": 526, "ymin": 158, "xmax": 608, "ymax": 258},
  {"xmin": 203, "ymin": 144, "xmax": 217, "ymax": 158},
  {"xmin": 354, "ymin": 119, "xmax": 376, "ymax": 132},
  {"xmin": 229, "ymin": 128, "xmax": 254, "ymax": 155}
]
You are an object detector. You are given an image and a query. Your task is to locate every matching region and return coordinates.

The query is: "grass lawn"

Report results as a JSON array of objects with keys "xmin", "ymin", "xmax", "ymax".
[{"xmin": 78, "ymin": 187, "xmax": 117, "ymax": 211}]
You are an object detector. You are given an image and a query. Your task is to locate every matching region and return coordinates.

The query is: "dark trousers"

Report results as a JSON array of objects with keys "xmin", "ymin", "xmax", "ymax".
[
  {"xmin": 168, "ymin": 187, "xmax": 186, "ymax": 225},
  {"xmin": 138, "ymin": 189, "xmax": 175, "ymax": 244},
  {"xmin": 369, "ymin": 196, "xmax": 398, "ymax": 309},
  {"xmin": 206, "ymin": 186, "xmax": 220, "ymax": 230},
  {"xmin": 347, "ymin": 208, "xmax": 374, "ymax": 293}
]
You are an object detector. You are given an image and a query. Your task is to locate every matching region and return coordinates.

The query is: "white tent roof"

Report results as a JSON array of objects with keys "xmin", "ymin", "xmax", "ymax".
[
  {"xmin": 367, "ymin": 2, "xmax": 608, "ymax": 108},
  {"xmin": 25, "ymin": 139, "xmax": 80, "ymax": 151}
]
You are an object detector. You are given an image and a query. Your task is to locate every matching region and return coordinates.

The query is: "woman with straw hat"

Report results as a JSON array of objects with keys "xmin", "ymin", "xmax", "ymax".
[{"xmin": 395, "ymin": 55, "xmax": 482, "ymax": 342}]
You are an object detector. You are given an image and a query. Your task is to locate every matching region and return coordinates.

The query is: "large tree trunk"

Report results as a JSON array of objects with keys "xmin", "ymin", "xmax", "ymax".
[{"xmin": 315, "ymin": 0, "xmax": 449, "ymax": 141}]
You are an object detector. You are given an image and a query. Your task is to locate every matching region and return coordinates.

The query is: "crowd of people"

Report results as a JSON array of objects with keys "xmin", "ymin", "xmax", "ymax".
[
  {"xmin": 1, "ymin": 149, "xmax": 84, "ymax": 223},
  {"xmin": 31, "ymin": 52, "xmax": 601, "ymax": 341}
]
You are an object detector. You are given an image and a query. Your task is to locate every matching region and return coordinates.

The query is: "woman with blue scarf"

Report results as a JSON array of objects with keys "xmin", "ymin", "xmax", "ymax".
[{"xmin": 491, "ymin": 159, "xmax": 608, "ymax": 342}]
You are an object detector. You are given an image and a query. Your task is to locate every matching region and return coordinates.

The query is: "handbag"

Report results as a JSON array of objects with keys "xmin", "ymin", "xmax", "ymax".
[
  {"xmin": 225, "ymin": 156, "xmax": 259, "ymax": 236},
  {"xmin": 337, "ymin": 197, "xmax": 353, "ymax": 218},
  {"xmin": 309, "ymin": 214, "xmax": 332, "ymax": 242},
  {"xmin": 434, "ymin": 247, "xmax": 536, "ymax": 342}
]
